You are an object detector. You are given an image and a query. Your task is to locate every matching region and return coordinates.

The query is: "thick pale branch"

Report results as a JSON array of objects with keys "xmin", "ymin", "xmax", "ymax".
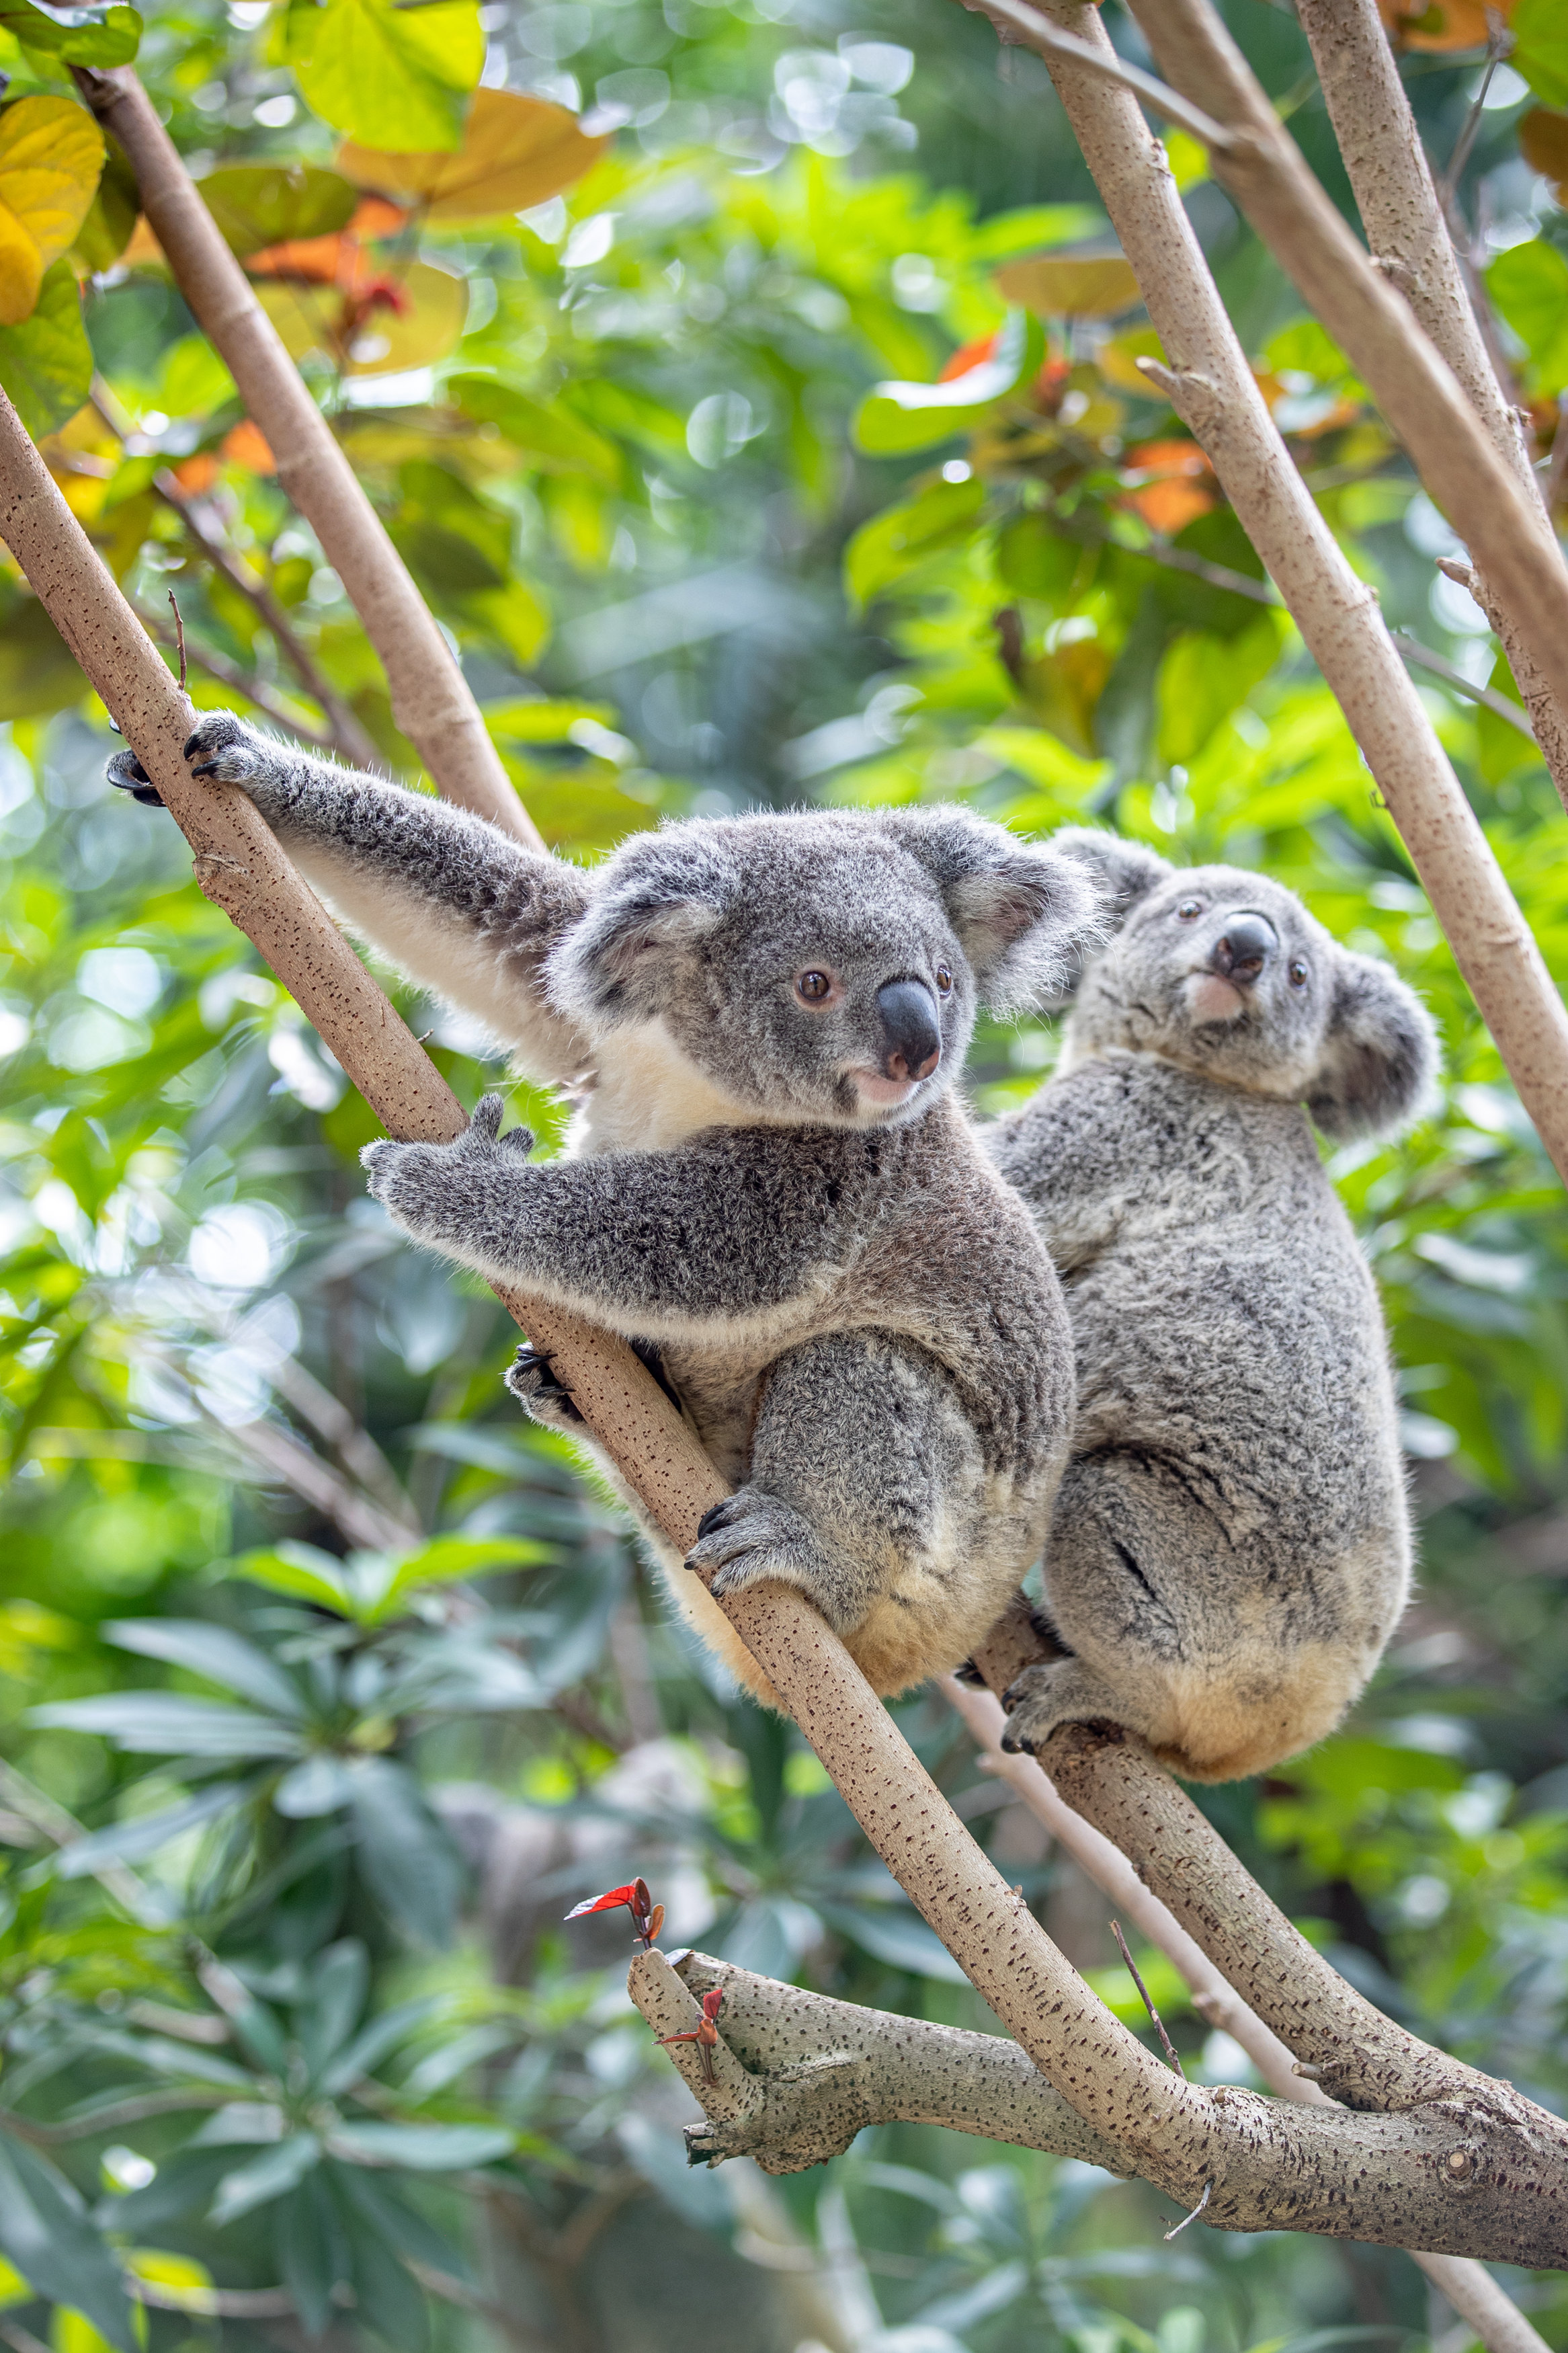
[
  {"xmin": 72, "ymin": 67, "xmax": 536, "ymax": 846},
  {"xmin": 1122, "ymin": 0, "xmax": 1568, "ymax": 732},
  {"xmin": 954, "ymin": 0, "xmax": 1568, "ymax": 1187},
  {"xmin": 1292, "ymin": 0, "xmax": 1568, "ymax": 812}
]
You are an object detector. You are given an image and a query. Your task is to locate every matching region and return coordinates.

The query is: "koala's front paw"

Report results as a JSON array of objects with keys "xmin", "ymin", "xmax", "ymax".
[
  {"xmin": 362, "ymin": 1094, "xmax": 534, "ymax": 1239},
  {"xmin": 999, "ymin": 1658, "xmax": 1122, "ymax": 1757},
  {"xmin": 106, "ymin": 744, "xmax": 165, "ymax": 807},
  {"xmin": 183, "ymin": 710, "xmax": 268, "ymax": 789},
  {"xmin": 685, "ymin": 1488, "xmax": 858, "ymax": 1632},
  {"xmin": 505, "ymin": 1343, "xmax": 583, "ymax": 1428}
]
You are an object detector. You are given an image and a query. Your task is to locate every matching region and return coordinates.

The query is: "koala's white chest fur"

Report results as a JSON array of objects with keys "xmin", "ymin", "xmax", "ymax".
[{"xmin": 564, "ymin": 1022, "xmax": 757, "ymax": 1158}]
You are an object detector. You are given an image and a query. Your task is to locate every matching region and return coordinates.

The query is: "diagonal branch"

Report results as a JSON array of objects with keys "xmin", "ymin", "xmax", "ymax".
[
  {"xmin": 952, "ymin": 0, "xmax": 1568, "ymax": 1189},
  {"xmin": 1120, "ymin": 0, "xmax": 1568, "ymax": 756},
  {"xmin": 72, "ymin": 67, "xmax": 536, "ymax": 848},
  {"xmin": 1292, "ymin": 0, "xmax": 1568, "ymax": 812}
]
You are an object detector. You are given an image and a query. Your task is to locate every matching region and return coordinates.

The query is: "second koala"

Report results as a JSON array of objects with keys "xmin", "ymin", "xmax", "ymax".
[
  {"xmin": 987, "ymin": 833, "xmax": 1437, "ymax": 1782},
  {"xmin": 112, "ymin": 714, "xmax": 1100, "ymax": 1704}
]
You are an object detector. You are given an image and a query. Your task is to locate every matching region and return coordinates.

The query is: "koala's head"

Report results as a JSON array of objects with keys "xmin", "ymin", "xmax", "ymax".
[
  {"xmin": 1055, "ymin": 830, "xmax": 1438, "ymax": 1140},
  {"xmin": 546, "ymin": 805, "xmax": 1102, "ymax": 1129}
]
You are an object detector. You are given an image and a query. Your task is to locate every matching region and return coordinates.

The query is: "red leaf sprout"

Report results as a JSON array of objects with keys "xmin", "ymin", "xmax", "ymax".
[
  {"xmin": 655, "ymin": 1986, "xmax": 725, "ymax": 2085},
  {"xmin": 563, "ymin": 1875, "xmax": 663, "ymax": 1948}
]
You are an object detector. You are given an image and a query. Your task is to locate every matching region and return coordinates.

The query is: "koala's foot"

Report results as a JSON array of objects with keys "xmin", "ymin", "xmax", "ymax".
[
  {"xmin": 999, "ymin": 1658, "xmax": 1127, "ymax": 1757},
  {"xmin": 106, "ymin": 745, "xmax": 164, "ymax": 807},
  {"xmin": 685, "ymin": 1488, "xmax": 861, "ymax": 1632},
  {"xmin": 505, "ymin": 1344, "xmax": 583, "ymax": 1429},
  {"xmin": 362, "ymin": 1094, "xmax": 534, "ymax": 1240}
]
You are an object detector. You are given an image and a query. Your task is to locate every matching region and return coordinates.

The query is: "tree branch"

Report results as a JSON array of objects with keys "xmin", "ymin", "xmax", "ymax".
[
  {"xmin": 951, "ymin": 0, "xmax": 1568, "ymax": 1189},
  {"xmin": 71, "ymin": 67, "xmax": 536, "ymax": 847},
  {"xmin": 1121, "ymin": 0, "xmax": 1568, "ymax": 766},
  {"xmin": 1291, "ymin": 0, "xmax": 1568, "ymax": 811}
]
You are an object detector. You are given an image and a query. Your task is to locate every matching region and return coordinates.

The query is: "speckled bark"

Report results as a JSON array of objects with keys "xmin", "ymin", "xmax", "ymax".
[
  {"xmin": 1294, "ymin": 0, "xmax": 1568, "ymax": 814},
  {"xmin": 1124, "ymin": 0, "xmax": 1568, "ymax": 727},
  {"xmin": 71, "ymin": 67, "xmax": 536, "ymax": 848},
  {"xmin": 956, "ymin": 0, "xmax": 1568, "ymax": 1183}
]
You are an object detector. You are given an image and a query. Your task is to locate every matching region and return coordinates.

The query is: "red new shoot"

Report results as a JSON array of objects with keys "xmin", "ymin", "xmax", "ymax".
[
  {"xmin": 563, "ymin": 1875, "xmax": 665, "ymax": 1950},
  {"xmin": 655, "ymin": 1987, "xmax": 724, "ymax": 2085}
]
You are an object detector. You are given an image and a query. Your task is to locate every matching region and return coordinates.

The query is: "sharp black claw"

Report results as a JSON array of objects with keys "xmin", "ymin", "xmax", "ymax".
[
  {"xmin": 953, "ymin": 1657, "xmax": 987, "ymax": 1688},
  {"xmin": 190, "ymin": 760, "xmax": 220, "ymax": 778},
  {"xmin": 182, "ymin": 729, "xmax": 202, "ymax": 758},
  {"xmin": 696, "ymin": 1500, "xmax": 733, "ymax": 1540}
]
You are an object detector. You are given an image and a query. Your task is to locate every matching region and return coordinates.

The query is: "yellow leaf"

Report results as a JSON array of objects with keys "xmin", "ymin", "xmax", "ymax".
[
  {"xmin": 995, "ymin": 251, "xmax": 1142, "ymax": 318},
  {"xmin": 0, "ymin": 95, "xmax": 104, "ymax": 325},
  {"xmin": 253, "ymin": 260, "xmax": 466, "ymax": 374},
  {"xmin": 336, "ymin": 88, "xmax": 606, "ymax": 221}
]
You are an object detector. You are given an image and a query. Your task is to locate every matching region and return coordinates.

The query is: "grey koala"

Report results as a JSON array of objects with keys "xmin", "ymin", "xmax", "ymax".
[
  {"xmin": 985, "ymin": 830, "xmax": 1438, "ymax": 1783},
  {"xmin": 109, "ymin": 713, "xmax": 1100, "ymax": 1704}
]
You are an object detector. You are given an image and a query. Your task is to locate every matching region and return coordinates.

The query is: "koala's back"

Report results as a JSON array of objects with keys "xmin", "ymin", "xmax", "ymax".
[{"xmin": 993, "ymin": 1051, "xmax": 1411, "ymax": 1778}]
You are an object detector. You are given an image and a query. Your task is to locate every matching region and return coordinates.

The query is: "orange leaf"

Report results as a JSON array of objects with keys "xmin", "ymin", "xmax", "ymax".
[
  {"xmin": 222, "ymin": 420, "xmax": 276, "ymax": 474},
  {"xmin": 1126, "ymin": 477, "xmax": 1215, "ymax": 534},
  {"xmin": 171, "ymin": 453, "xmax": 220, "ymax": 493},
  {"xmin": 1520, "ymin": 108, "xmax": 1568, "ymax": 202},
  {"xmin": 1378, "ymin": 0, "xmax": 1511, "ymax": 50}
]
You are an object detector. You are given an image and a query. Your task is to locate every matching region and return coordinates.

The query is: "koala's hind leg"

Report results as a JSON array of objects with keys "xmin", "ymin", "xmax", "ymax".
[{"xmin": 684, "ymin": 1330, "xmax": 1007, "ymax": 1696}]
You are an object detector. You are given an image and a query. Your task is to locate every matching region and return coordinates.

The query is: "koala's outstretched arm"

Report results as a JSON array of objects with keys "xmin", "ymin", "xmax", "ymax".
[
  {"xmin": 362, "ymin": 1099, "xmax": 865, "ymax": 1339},
  {"xmin": 108, "ymin": 712, "xmax": 593, "ymax": 1081}
]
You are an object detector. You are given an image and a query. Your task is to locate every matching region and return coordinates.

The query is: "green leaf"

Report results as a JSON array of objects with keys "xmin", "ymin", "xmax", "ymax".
[
  {"xmin": 817, "ymin": 1902, "xmax": 968, "ymax": 1984},
  {"xmin": 327, "ymin": 2121, "xmax": 515, "ymax": 2169},
  {"xmin": 71, "ymin": 142, "xmax": 137, "ymax": 273},
  {"xmin": 210, "ymin": 2135, "xmax": 321, "ymax": 2227},
  {"xmin": 0, "ymin": 587, "xmax": 83, "ymax": 719},
  {"xmin": 1485, "ymin": 239, "xmax": 1568, "ymax": 394},
  {"xmin": 31, "ymin": 1694, "xmax": 305, "ymax": 1759},
  {"xmin": 1157, "ymin": 612, "xmax": 1286, "ymax": 765},
  {"xmin": 347, "ymin": 1757, "xmax": 462, "ymax": 1946},
  {"xmin": 274, "ymin": 2178, "xmax": 352, "ymax": 2339},
  {"xmin": 286, "ymin": 0, "xmax": 484, "ymax": 154},
  {"xmin": 0, "ymin": 258, "xmax": 91, "ymax": 437},
  {"xmin": 0, "ymin": 0, "xmax": 140, "ymax": 64},
  {"xmin": 843, "ymin": 475, "xmax": 985, "ymax": 612},
  {"xmin": 228, "ymin": 1540, "xmax": 354, "ymax": 1613},
  {"xmin": 449, "ymin": 375, "xmax": 620, "ymax": 482},
  {"xmin": 0, "ymin": 2141, "xmax": 134, "ymax": 2353},
  {"xmin": 298, "ymin": 1939, "xmax": 369, "ymax": 2080},
  {"xmin": 853, "ymin": 309, "xmax": 1046, "ymax": 455},
  {"xmin": 371, "ymin": 1532, "xmax": 550, "ymax": 1618},
  {"xmin": 104, "ymin": 1618, "xmax": 306, "ymax": 1717},
  {"xmin": 1514, "ymin": 0, "xmax": 1568, "ymax": 110},
  {"xmin": 996, "ymin": 513, "xmax": 1094, "ymax": 608},
  {"xmin": 55, "ymin": 1780, "xmax": 251, "ymax": 1874},
  {"xmin": 196, "ymin": 163, "xmax": 356, "ymax": 255}
]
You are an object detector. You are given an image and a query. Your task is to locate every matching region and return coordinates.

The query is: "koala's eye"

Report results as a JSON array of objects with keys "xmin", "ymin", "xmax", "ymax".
[
  {"xmin": 1288, "ymin": 958, "xmax": 1309, "ymax": 989},
  {"xmin": 795, "ymin": 969, "xmax": 833, "ymax": 1004},
  {"xmin": 1175, "ymin": 898, "xmax": 1204, "ymax": 922},
  {"xmin": 935, "ymin": 965, "xmax": 954, "ymax": 996}
]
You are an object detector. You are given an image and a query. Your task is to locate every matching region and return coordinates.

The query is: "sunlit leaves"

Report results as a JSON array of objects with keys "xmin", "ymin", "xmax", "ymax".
[
  {"xmin": 197, "ymin": 163, "xmax": 357, "ymax": 255},
  {"xmin": 285, "ymin": 0, "xmax": 483, "ymax": 153},
  {"xmin": 0, "ymin": 2144, "xmax": 133, "ymax": 2353},
  {"xmin": 0, "ymin": 97, "xmax": 104, "ymax": 326},
  {"xmin": 843, "ymin": 474, "xmax": 985, "ymax": 612},
  {"xmin": 1486, "ymin": 239, "xmax": 1568, "ymax": 393},
  {"xmin": 0, "ymin": 257, "xmax": 92, "ymax": 435},
  {"xmin": 450, "ymin": 373, "xmax": 620, "ymax": 483},
  {"xmin": 0, "ymin": 0, "xmax": 139, "ymax": 66},
  {"xmin": 854, "ymin": 309, "xmax": 1046, "ymax": 454},
  {"xmin": 337, "ymin": 88, "xmax": 606, "ymax": 219},
  {"xmin": 231, "ymin": 1533, "xmax": 546, "ymax": 1623},
  {"xmin": 993, "ymin": 251, "xmax": 1141, "ymax": 318},
  {"xmin": 253, "ymin": 258, "xmax": 466, "ymax": 376},
  {"xmin": 1512, "ymin": 0, "xmax": 1568, "ymax": 108}
]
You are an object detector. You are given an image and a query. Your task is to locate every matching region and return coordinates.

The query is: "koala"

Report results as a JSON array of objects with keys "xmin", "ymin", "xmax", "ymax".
[
  {"xmin": 984, "ymin": 830, "xmax": 1438, "ymax": 1783},
  {"xmin": 109, "ymin": 713, "xmax": 1101, "ymax": 1705}
]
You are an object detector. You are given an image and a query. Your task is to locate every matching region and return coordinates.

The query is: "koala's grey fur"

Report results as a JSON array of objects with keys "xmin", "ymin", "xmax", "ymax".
[
  {"xmin": 985, "ymin": 830, "xmax": 1438, "ymax": 1783},
  {"xmin": 111, "ymin": 713, "xmax": 1100, "ymax": 1704}
]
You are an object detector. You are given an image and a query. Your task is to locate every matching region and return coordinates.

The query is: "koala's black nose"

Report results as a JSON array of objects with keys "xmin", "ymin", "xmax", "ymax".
[
  {"xmin": 876, "ymin": 980, "xmax": 942, "ymax": 1084},
  {"xmin": 1210, "ymin": 912, "xmax": 1278, "ymax": 985}
]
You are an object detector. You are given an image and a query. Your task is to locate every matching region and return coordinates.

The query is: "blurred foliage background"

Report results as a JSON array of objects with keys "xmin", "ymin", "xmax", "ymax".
[{"xmin": 1, "ymin": 0, "xmax": 1567, "ymax": 2346}]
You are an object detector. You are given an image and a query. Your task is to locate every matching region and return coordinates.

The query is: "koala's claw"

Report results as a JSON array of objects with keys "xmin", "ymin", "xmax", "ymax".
[
  {"xmin": 106, "ymin": 746, "xmax": 163, "ymax": 807},
  {"xmin": 999, "ymin": 1659, "xmax": 1124, "ymax": 1757},
  {"xmin": 685, "ymin": 1489, "xmax": 858, "ymax": 1630},
  {"xmin": 183, "ymin": 712, "xmax": 262, "ymax": 787},
  {"xmin": 505, "ymin": 1344, "xmax": 584, "ymax": 1428}
]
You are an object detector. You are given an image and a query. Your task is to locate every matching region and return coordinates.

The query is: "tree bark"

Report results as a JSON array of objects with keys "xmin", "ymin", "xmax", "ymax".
[
  {"xmin": 1291, "ymin": 0, "xmax": 1568, "ymax": 813},
  {"xmin": 71, "ymin": 66, "xmax": 538, "ymax": 848},
  {"xmin": 954, "ymin": 0, "xmax": 1568, "ymax": 1185},
  {"xmin": 1121, "ymin": 0, "xmax": 1568, "ymax": 737}
]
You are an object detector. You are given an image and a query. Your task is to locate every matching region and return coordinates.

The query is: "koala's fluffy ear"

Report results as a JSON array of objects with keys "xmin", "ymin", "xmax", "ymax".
[
  {"xmin": 1052, "ymin": 827, "xmax": 1173, "ymax": 922},
  {"xmin": 546, "ymin": 842, "xmax": 725, "ymax": 1025},
  {"xmin": 878, "ymin": 806, "xmax": 1104, "ymax": 1012},
  {"xmin": 1305, "ymin": 952, "xmax": 1439, "ymax": 1140}
]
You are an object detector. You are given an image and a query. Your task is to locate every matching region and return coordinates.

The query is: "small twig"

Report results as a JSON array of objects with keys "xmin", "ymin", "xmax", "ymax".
[
  {"xmin": 133, "ymin": 600, "xmax": 341, "ymax": 752},
  {"xmin": 1436, "ymin": 19, "xmax": 1508, "ymax": 210},
  {"xmin": 166, "ymin": 587, "xmax": 186, "ymax": 692},
  {"xmin": 1163, "ymin": 2178, "xmax": 1211, "ymax": 2239},
  {"xmin": 1111, "ymin": 1919, "xmax": 1185, "ymax": 2077},
  {"xmin": 966, "ymin": 0, "xmax": 1238, "ymax": 149}
]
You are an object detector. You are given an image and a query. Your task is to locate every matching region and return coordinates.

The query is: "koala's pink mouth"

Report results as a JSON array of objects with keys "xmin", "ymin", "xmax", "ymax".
[
  {"xmin": 850, "ymin": 1068, "xmax": 922, "ymax": 1109},
  {"xmin": 1185, "ymin": 973, "xmax": 1247, "ymax": 1025}
]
